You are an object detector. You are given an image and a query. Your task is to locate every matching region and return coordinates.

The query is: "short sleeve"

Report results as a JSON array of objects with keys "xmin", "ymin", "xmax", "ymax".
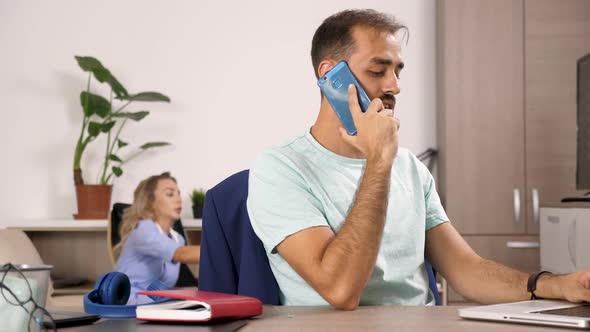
[
  {"xmin": 247, "ymin": 151, "xmax": 329, "ymax": 254},
  {"xmin": 422, "ymin": 172, "xmax": 449, "ymax": 230},
  {"xmin": 131, "ymin": 220, "xmax": 182, "ymax": 262}
]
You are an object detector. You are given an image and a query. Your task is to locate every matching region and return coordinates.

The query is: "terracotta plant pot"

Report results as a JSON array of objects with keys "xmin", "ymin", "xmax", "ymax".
[{"xmin": 74, "ymin": 184, "xmax": 113, "ymax": 220}]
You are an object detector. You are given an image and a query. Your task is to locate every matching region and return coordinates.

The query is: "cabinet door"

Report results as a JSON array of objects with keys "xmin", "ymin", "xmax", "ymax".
[
  {"xmin": 447, "ymin": 235, "xmax": 540, "ymax": 303},
  {"xmin": 525, "ymin": 0, "xmax": 590, "ymax": 234},
  {"xmin": 437, "ymin": 0, "xmax": 526, "ymax": 234}
]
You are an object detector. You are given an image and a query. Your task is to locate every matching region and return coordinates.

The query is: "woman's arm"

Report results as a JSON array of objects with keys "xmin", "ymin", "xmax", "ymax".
[{"xmin": 173, "ymin": 245, "xmax": 200, "ymax": 264}]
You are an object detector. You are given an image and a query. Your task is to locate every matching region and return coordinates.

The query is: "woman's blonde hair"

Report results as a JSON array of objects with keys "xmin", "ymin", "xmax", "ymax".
[{"xmin": 113, "ymin": 172, "xmax": 177, "ymax": 261}]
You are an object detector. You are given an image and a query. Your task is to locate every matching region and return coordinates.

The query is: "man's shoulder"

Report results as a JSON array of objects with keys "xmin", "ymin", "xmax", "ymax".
[
  {"xmin": 253, "ymin": 133, "xmax": 311, "ymax": 169},
  {"xmin": 394, "ymin": 147, "xmax": 419, "ymax": 167},
  {"xmin": 263, "ymin": 133, "xmax": 311, "ymax": 156},
  {"xmin": 397, "ymin": 147, "xmax": 412, "ymax": 159},
  {"xmin": 393, "ymin": 147, "xmax": 432, "ymax": 182}
]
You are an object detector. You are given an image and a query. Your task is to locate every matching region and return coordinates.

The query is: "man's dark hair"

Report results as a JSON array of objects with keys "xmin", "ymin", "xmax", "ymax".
[{"xmin": 311, "ymin": 9, "xmax": 408, "ymax": 78}]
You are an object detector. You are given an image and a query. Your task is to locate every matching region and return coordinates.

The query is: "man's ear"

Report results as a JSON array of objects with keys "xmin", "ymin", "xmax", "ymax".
[{"xmin": 317, "ymin": 60, "xmax": 338, "ymax": 78}]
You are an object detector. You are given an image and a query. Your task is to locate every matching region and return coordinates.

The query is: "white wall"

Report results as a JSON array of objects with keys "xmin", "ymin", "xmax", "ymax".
[{"xmin": 0, "ymin": 0, "xmax": 436, "ymax": 224}]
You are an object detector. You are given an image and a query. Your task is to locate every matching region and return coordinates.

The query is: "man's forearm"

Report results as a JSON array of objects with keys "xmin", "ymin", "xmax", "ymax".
[
  {"xmin": 426, "ymin": 221, "xmax": 588, "ymax": 304},
  {"xmin": 456, "ymin": 258, "xmax": 532, "ymax": 304},
  {"xmin": 457, "ymin": 258, "xmax": 575, "ymax": 304},
  {"xmin": 318, "ymin": 159, "xmax": 392, "ymax": 307}
]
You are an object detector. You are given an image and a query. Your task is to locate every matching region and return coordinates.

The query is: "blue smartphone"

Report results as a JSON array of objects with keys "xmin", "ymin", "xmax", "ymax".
[{"xmin": 317, "ymin": 61, "xmax": 371, "ymax": 135}]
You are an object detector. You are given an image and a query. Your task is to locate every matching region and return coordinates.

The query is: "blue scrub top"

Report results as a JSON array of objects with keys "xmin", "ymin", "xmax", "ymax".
[{"xmin": 115, "ymin": 219, "xmax": 184, "ymax": 304}]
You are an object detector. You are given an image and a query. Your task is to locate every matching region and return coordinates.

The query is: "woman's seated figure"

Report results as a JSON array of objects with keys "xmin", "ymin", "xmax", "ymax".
[{"xmin": 114, "ymin": 172, "xmax": 200, "ymax": 304}]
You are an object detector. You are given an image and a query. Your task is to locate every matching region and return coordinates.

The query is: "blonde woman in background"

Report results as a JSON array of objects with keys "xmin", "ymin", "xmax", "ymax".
[{"xmin": 114, "ymin": 172, "xmax": 200, "ymax": 304}]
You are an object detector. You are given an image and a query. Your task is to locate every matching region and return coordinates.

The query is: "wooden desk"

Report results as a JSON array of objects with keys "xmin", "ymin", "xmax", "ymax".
[
  {"xmin": 6, "ymin": 219, "xmax": 202, "ymax": 293},
  {"xmin": 61, "ymin": 305, "xmax": 570, "ymax": 331}
]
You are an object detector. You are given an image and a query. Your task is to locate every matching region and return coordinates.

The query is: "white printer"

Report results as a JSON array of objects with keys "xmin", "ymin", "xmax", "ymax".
[{"xmin": 540, "ymin": 208, "xmax": 590, "ymax": 273}]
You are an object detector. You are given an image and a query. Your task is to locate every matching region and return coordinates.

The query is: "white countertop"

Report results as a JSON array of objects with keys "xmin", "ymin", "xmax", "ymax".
[{"xmin": 5, "ymin": 218, "xmax": 202, "ymax": 231}]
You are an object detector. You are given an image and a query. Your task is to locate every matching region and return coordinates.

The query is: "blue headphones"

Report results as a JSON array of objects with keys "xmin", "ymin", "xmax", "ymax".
[{"xmin": 83, "ymin": 272, "xmax": 171, "ymax": 318}]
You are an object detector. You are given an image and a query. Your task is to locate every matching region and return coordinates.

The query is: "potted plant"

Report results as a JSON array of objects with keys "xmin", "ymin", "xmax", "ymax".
[
  {"xmin": 73, "ymin": 56, "xmax": 171, "ymax": 219},
  {"xmin": 190, "ymin": 189, "xmax": 207, "ymax": 219}
]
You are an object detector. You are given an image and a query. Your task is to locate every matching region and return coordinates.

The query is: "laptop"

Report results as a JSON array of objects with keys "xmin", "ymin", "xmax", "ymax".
[
  {"xmin": 458, "ymin": 300, "xmax": 590, "ymax": 329},
  {"xmin": 43, "ymin": 311, "xmax": 100, "ymax": 329}
]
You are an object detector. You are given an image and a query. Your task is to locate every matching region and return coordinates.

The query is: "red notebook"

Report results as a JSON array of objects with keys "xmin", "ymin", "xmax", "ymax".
[{"xmin": 136, "ymin": 289, "xmax": 263, "ymax": 323}]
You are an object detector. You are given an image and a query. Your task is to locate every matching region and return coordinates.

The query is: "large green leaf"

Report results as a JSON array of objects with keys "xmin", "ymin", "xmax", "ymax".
[
  {"xmin": 80, "ymin": 92, "xmax": 111, "ymax": 117},
  {"xmin": 140, "ymin": 142, "xmax": 171, "ymax": 149},
  {"xmin": 93, "ymin": 68, "xmax": 111, "ymax": 83},
  {"xmin": 76, "ymin": 56, "xmax": 111, "ymax": 83},
  {"xmin": 88, "ymin": 122, "xmax": 102, "ymax": 137},
  {"xmin": 112, "ymin": 111, "xmax": 149, "ymax": 121},
  {"xmin": 118, "ymin": 92, "xmax": 170, "ymax": 102},
  {"xmin": 109, "ymin": 154, "xmax": 122, "ymax": 162},
  {"xmin": 76, "ymin": 56, "xmax": 128, "ymax": 96},
  {"xmin": 108, "ymin": 75, "xmax": 128, "ymax": 98},
  {"xmin": 100, "ymin": 121, "xmax": 116, "ymax": 133},
  {"xmin": 112, "ymin": 166, "xmax": 123, "ymax": 177},
  {"xmin": 75, "ymin": 56, "xmax": 105, "ymax": 72}
]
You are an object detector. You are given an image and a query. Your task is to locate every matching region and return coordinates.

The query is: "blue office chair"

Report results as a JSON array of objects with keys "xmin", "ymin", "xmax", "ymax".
[
  {"xmin": 198, "ymin": 170, "xmax": 280, "ymax": 304},
  {"xmin": 198, "ymin": 170, "xmax": 441, "ymax": 305},
  {"xmin": 425, "ymin": 261, "xmax": 441, "ymax": 305}
]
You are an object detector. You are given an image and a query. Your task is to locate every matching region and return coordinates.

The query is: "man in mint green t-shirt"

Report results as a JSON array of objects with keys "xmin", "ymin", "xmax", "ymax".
[{"xmin": 248, "ymin": 9, "xmax": 590, "ymax": 309}]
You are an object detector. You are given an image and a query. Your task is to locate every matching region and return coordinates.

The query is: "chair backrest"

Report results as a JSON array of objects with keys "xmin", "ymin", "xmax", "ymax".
[
  {"xmin": 425, "ymin": 260, "xmax": 441, "ymax": 305},
  {"xmin": 107, "ymin": 202, "xmax": 131, "ymax": 266},
  {"xmin": 198, "ymin": 170, "xmax": 281, "ymax": 304},
  {"xmin": 198, "ymin": 170, "xmax": 441, "ymax": 306},
  {"xmin": 0, "ymin": 229, "xmax": 44, "ymax": 266},
  {"xmin": 0, "ymin": 229, "xmax": 54, "ymax": 302},
  {"xmin": 107, "ymin": 203, "xmax": 197, "ymax": 287}
]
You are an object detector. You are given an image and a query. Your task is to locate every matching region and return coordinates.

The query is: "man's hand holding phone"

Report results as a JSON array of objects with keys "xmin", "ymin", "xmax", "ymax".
[{"xmin": 339, "ymin": 84, "xmax": 400, "ymax": 166}]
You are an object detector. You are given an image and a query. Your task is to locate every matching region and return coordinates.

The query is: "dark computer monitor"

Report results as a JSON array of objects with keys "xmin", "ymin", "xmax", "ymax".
[
  {"xmin": 564, "ymin": 52, "xmax": 590, "ymax": 202},
  {"xmin": 577, "ymin": 52, "xmax": 590, "ymax": 192},
  {"xmin": 561, "ymin": 53, "xmax": 590, "ymax": 202}
]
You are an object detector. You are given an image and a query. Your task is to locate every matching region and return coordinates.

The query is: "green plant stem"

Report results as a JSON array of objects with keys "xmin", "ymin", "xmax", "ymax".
[
  {"xmin": 73, "ymin": 73, "xmax": 92, "ymax": 170},
  {"xmin": 119, "ymin": 149, "xmax": 145, "ymax": 169},
  {"xmin": 94, "ymin": 98, "xmax": 131, "ymax": 134},
  {"xmin": 99, "ymin": 89, "xmax": 115, "ymax": 184},
  {"xmin": 102, "ymin": 118, "xmax": 128, "ymax": 183},
  {"xmin": 98, "ymin": 96, "xmax": 134, "ymax": 184},
  {"xmin": 104, "ymin": 135, "xmax": 124, "ymax": 184},
  {"xmin": 96, "ymin": 96, "xmax": 131, "ymax": 184},
  {"xmin": 104, "ymin": 143, "xmax": 145, "ymax": 184},
  {"xmin": 111, "ymin": 119, "xmax": 128, "ymax": 152},
  {"xmin": 96, "ymin": 98, "xmax": 132, "ymax": 182},
  {"xmin": 113, "ymin": 100, "xmax": 132, "ymax": 114},
  {"xmin": 105, "ymin": 173, "xmax": 114, "ymax": 184},
  {"xmin": 96, "ymin": 100, "xmax": 131, "ymax": 129},
  {"xmin": 98, "ymin": 127, "xmax": 112, "ymax": 184}
]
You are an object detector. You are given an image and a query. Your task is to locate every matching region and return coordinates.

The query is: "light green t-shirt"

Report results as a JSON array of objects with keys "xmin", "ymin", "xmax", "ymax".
[{"xmin": 247, "ymin": 131, "xmax": 449, "ymax": 306}]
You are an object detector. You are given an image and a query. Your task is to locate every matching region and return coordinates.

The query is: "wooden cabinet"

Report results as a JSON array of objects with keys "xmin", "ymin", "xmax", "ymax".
[
  {"xmin": 437, "ymin": 0, "xmax": 526, "ymax": 236},
  {"xmin": 524, "ymin": 0, "xmax": 590, "ymax": 226},
  {"xmin": 437, "ymin": 0, "xmax": 590, "ymax": 302}
]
